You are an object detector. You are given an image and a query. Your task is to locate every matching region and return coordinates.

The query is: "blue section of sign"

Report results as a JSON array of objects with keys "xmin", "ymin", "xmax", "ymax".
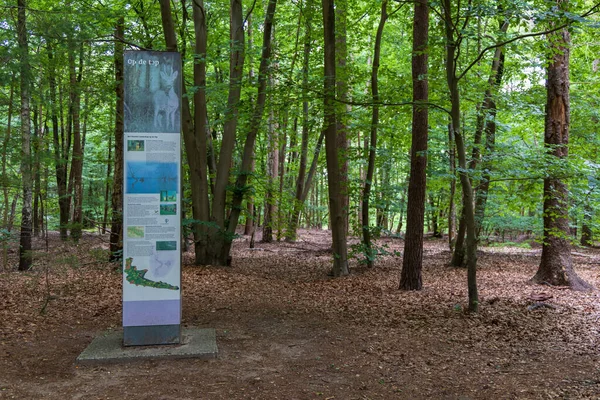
[{"xmin": 126, "ymin": 162, "xmax": 179, "ymax": 194}]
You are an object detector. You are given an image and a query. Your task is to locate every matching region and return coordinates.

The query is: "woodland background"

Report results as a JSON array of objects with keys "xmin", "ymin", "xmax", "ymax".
[
  {"xmin": 1, "ymin": 0, "xmax": 600, "ymax": 309},
  {"xmin": 2, "ymin": 1, "xmax": 600, "ymax": 398}
]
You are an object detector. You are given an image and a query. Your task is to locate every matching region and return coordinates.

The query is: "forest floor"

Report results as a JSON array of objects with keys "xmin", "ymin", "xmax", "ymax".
[{"xmin": 1, "ymin": 229, "xmax": 600, "ymax": 399}]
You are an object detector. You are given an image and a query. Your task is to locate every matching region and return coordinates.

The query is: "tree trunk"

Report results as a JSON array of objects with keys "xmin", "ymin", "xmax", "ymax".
[
  {"xmin": 580, "ymin": 201, "xmax": 592, "ymax": 246},
  {"xmin": 532, "ymin": 6, "xmax": 591, "ymax": 290},
  {"xmin": 474, "ymin": 23, "xmax": 508, "ymax": 237},
  {"xmin": 263, "ymin": 106, "xmax": 279, "ymax": 243},
  {"xmin": 218, "ymin": 0, "xmax": 278, "ymax": 260},
  {"xmin": 286, "ymin": 2, "xmax": 315, "ymax": 242},
  {"xmin": 47, "ymin": 42, "xmax": 70, "ymax": 241},
  {"xmin": 32, "ymin": 102, "xmax": 40, "ymax": 237},
  {"xmin": 68, "ymin": 41, "xmax": 84, "ymax": 242},
  {"xmin": 199, "ymin": 0, "xmax": 246, "ymax": 265},
  {"xmin": 454, "ymin": 18, "xmax": 510, "ymax": 256},
  {"xmin": 451, "ymin": 208, "xmax": 466, "ymax": 266},
  {"xmin": 190, "ymin": 0, "xmax": 212, "ymax": 265},
  {"xmin": 2, "ymin": 79, "xmax": 15, "ymax": 269},
  {"xmin": 322, "ymin": 0, "xmax": 349, "ymax": 276},
  {"xmin": 448, "ymin": 124, "xmax": 456, "ymax": 250},
  {"xmin": 109, "ymin": 17, "xmax": 124, "ymax": 261},
  {"xmin": 2, "ymin": 79, "xmax": 15, "ymax": 234},
  {"xmin": 335, "ymin": 0, "xmax": 350, "ymax": 235},
  {"xmin": 17, "ymin": 0, "xmax": 32, "ymax": 271},
  {"xmin": 443, "ymin": 0, "xmax": 478, "ymax": 311},
  {"xmin": 102, "ymin": 134, "xmax": 112, "ymax": 234},
  {"xmin": 400, "ymin": 0, "xmax": 428, "ymax": 290},
  {"xmin": 362, "ymin": 0, "xmax": 387, "ymax": 268}
]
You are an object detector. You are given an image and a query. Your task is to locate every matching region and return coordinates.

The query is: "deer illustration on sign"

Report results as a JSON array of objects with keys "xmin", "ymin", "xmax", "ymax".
[{"xmin": 153, "ymin": 65, "xmax": 179, "ymax": 131}]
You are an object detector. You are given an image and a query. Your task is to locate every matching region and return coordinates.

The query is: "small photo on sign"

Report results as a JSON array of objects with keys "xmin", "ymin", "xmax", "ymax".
[
  {"xmin": 160, "ymin": 203, "xmax": 177, "ymax": 215},
  {"xmin": 127, "ymin": 226, "xmax": 144, "ymax": 239},
  {"xmin": 127, "ymin": 140, "xmax": 145, "ymax": 151},
  {"xmin": 156, "ymin": 241, "xmax": 177, "ymax": 251},
  {"xmin": 160, "ymin": 190, "xmax": 177, "ymax": 202}
]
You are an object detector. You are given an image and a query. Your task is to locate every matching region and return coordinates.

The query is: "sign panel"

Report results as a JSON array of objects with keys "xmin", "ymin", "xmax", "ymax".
[{"xmin": 122, "ymin": 51, "xmax": 182, "ymax": 346}]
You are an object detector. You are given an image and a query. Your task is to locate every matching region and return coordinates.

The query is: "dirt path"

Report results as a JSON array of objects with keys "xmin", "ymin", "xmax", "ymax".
[{"xmin": 1, "ymin": 232, "xmax": 599, "ymax": 399}]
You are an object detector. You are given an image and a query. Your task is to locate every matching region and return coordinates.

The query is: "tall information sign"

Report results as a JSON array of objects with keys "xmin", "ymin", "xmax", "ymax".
[{"xmin": 122, "ymin": 51, "xmax": 182, "ymax": 346}]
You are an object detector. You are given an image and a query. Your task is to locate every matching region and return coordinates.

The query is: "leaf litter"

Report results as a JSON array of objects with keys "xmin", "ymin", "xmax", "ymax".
[{"xmin": 0, "ymin": 230, "xmax": 599, "ymax": 399}]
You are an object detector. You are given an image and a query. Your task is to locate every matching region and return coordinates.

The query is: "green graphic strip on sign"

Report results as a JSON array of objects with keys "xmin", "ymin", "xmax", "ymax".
[{"xmin": 124, "ymin": 257, "xmax": 179, "ymax": 291}]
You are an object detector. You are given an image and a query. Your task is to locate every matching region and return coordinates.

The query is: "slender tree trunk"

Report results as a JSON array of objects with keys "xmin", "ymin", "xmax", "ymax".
[
  {"xmin": 191, "ymin": 0, "xmax": 211, "ymax": 265},
  {"xmin": 362, "ymin": 0, "xmax": 387, "ymax": 268},
  {"xmin": 17, "ymin": 0, "xmax": 32, "ymax": 271},
  {"xmin": 2, "ymin": 80, "xmax": 15, "ymax": 232},
  {"xmin": 244, "ymin": 158, "xmax": 255, "ymax": 235},
  {"xmin": 221, "ymin": 0, "xmax": 279, "ymax": 261},
  {"xmin": 109, "ymin": 17, "xmax": 124, "ymax": 261},
  {"xmin": 532, "ymin": 5, "xmax": 591, "ymax": 290},
  {"xmin": 47, "ymin": 42, "xmax": 70, "ymax": 241},
  {"xmin": 451, "ymin": 208, "xmax": 466, "ymax": 266},
  {"xmin": 263, "ymin": 106, "xmax": 279, "ymax": 243},
  {"xmin": 68, "ymin": 41, "xmax": 84, "ymax": 242},
  {"xmin": 323, "ymin": 0, "xmax": 349, "ymax": 276},
  {"xmin": 580, "ymin": 202, "xmax": 593, "ymax": 246},
  {"xmin": 32, "ymin": 102, "xmax": 40, "ymax": 237},
  {"xmin": 2, "ymin": 79, "xmax": 15, "ymax": 269},
  {"xmin": 448, "ymin": 125, "xmax": 456, "ymax": 250},
  {"xmin": 198, "ymin": 0, "xmax": 245, "ymax": 265},
  {"xmin": 244, "ymin": 13, "xmax": 255, "ymax": 237},
  {"xmin": 335, "ymin": 0, "xmax": 350, "ymax": 235},
  {"xmin": 454, "ymin": 19, "xmax": 510, "ymax": 257},
  {"xmin": 444, "ymin": 0, "xmax": 478, "ymax": 311},
  {"xmin": 474, "ymin": 21, "xmax": 508, "ymax": 237},
  {"xmin": 277, "ymin": 112, "xmax": 287, "ymax": 241},
  {"xmin": 7, "ymin": 192, "xmax": 20, "ymax": 233},
  {"xmin": 286, "ymin": 1, "xmax": 315, "ymax": 242},
  {"xmin": 102, "ymin": 134, "xmax": 112, "ymax": 234},
  {"xmin": 400, "ymin": 0, "xmax": 429, "ymax": 290}
]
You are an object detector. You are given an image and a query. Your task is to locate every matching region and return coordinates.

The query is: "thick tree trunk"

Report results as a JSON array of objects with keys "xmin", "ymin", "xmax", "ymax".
[
  {"xmin": 400, "ymin": 0, "xmax": 429, "ymax": 289},
  {"xmin": 17, "ymin": 0, "xmax": 32, "ymax": 271},
  {"xmin": 322, "ymin": 0, "xmax": 349, "ymax": 276},
  {"xmin": 362, "ymin": 0, "xmax": 387, "ymax": 268},
  {"xmin": 109, "ymin": 17, "xmax": 124, "ymax": 261},
  {"xmin": 532, "ymin": 11, "xmax": 591, "ymax": 290}
]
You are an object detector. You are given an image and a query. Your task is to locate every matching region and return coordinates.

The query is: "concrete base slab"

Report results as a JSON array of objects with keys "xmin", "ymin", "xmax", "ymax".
[{"xmin": 76, "ymin": 327, "xmax": 218, "ymax": 365}]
